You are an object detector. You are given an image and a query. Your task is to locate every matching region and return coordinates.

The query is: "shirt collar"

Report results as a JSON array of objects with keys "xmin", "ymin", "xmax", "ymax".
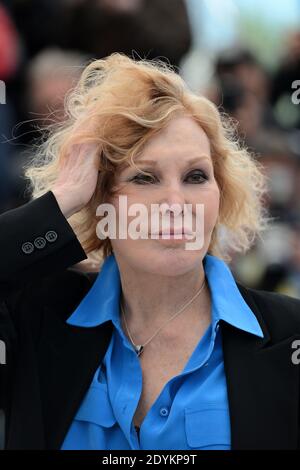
[
  {"xmin": 67, "ymin": 253, "xmax": 121, "ymax": 327},
  {"xmin": 66, "ymin": 253, "xmax": 264, "ymax": 338},
  {"xmin": 203, "ymin": 254, "xmax": 263, "ymax": 337}
]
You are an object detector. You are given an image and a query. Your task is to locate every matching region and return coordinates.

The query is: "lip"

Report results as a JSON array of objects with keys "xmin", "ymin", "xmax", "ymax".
[
  {"xmin": 150, "ymin": 227, "xmax": 193, "ymax": 236},
  {"xmin": 149, "ymin": 228, "xmax": 194, "ymax": 240}
]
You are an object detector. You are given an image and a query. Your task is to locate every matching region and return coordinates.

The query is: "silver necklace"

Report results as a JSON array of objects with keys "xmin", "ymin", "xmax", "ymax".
[{"xmin": 120, "ymin": 277, "xmax": 207, "ymax": 357}]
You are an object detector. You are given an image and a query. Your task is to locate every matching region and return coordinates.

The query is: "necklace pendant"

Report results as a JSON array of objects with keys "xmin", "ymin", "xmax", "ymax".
[{"xmin": 134, "ymin": 344, "xmax": 144, "ymax": 356}]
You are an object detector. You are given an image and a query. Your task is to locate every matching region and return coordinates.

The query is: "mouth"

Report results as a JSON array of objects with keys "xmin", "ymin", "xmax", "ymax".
[{"xmin": 149, "ymin": 227, "xmax": 194, "ymax": 238}]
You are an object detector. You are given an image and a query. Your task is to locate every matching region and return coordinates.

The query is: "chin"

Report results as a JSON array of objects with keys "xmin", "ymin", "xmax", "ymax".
[
  {"xmin": 112, "ymin": 237, "xmax": 208, "ymax": 277},
  {"xmin": 135, "ymin": 245, "xmax": 204, "ymax": 277}
]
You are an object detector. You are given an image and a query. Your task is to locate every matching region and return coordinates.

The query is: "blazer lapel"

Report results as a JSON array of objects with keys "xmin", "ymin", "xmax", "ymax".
[
  {"xmin": 222, "ymin": 283, "xmax": 300, "ymax": 449},
  {"xmin": 38, "ymin": 304, "xmax": 113, "ymax": 450}
]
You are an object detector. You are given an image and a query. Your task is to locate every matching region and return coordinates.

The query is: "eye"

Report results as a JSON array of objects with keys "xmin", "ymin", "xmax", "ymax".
[
  {"xmin": 185, "ymin": 170, "xmax": 208, "ymax": 184},
  {"xmin": 130, "ymin": 173, "xmax": 157, "ymax": 184}
]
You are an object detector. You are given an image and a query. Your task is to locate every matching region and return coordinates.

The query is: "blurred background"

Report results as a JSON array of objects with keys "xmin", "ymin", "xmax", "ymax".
[{"xmin": 1, "ymin": 0, "xmax": 300, "ymax": 300}]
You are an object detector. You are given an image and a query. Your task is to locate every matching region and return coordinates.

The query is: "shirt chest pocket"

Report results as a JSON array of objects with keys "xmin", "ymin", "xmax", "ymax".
[
  {"xmin": 184, "ymin": 405, "xmax": 231, "ymax": 449},
  {"xmin": 74, "ymin": 383, "xmax": 117, "ymax": 428}
]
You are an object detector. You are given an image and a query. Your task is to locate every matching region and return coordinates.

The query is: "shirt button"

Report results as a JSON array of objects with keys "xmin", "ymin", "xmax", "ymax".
[
  {"xmin": 204, "ymin": 362, "xmax": 209, "ymax": 366},
  {"xmin": 45, "ymin": 230, "xmax": 58, "ymax": 243},
  {"xmin": 159, "ymin": 407, "xmax": 169, "ymax": 417},
  {"xmin": 215, "ymin": 323, "xmax": 220, "ymax": 331},
  {"xmin": 21, "ymin": 242, "xmax": 34, "ymax": 254}
]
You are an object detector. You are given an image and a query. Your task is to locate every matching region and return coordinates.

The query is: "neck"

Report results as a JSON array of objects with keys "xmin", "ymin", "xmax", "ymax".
[{"xmin": 117, "ymin": 259, "xmax": 211, "ymax": 344}]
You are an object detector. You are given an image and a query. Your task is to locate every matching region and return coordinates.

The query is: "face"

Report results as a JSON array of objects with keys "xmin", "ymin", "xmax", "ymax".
[{"xmin": 106, "ymin": 115, "xmax": 220, "ymax": 277}]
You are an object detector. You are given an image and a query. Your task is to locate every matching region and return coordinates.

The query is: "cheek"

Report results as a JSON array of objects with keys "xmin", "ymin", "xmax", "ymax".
[{"xmin": 200, "ymin": 188, "xmax": 220, "ymax": 232}]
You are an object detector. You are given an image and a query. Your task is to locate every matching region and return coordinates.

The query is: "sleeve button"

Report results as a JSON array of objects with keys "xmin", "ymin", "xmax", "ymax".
[
  {"xmin": 34, "ymin": 237, "xmax": 46, "ymax": 249},
  {"xmin": 22, "ymin": 242, "xmax": 34, "ymax": 254},
  {"xmin": 45, "ymin": 230, "xmax": 58, "ymax": 242}
]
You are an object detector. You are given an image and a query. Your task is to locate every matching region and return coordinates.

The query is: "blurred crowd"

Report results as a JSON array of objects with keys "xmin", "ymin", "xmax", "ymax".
[{"xmin": 1, "ymin": 0, "xmax": 300, "ymax": 298}]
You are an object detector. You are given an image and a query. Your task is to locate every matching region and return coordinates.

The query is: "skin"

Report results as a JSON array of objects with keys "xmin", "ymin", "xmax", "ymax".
[{"xmin": 107, "ymin": 115, "xmax": 221, "ymax": 343}]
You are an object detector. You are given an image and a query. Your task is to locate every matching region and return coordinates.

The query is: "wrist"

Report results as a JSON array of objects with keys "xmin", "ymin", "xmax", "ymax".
[{"xmin": 52, "ymin": 188, "xmax": 82, "ymax": 219}]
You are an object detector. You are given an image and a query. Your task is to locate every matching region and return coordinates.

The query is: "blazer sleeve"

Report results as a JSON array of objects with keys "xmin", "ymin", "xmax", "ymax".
[
  {"xmin": 0, "ymin": 190, "xmax": 88, "ymax": 405},
  {"xmin": 0, "ymin": 190, "xmax": 87, "ymax": 298}
]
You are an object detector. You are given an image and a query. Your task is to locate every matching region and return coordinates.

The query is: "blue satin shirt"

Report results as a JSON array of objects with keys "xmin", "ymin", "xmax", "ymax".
[{"xmin": 61, "ymin": 253, "xmax": 264, "ymax": 450}]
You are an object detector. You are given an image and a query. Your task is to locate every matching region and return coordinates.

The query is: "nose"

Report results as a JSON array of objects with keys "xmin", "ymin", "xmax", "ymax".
[{"xmin": 157, "ymin": 183, "xmax": 186, "ymax": 217}]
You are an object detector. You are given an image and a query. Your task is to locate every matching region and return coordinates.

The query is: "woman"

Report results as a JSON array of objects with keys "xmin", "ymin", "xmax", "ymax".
[{"xmin": 1, "ymin": 53, "xmax": 300, "ymax": 450}]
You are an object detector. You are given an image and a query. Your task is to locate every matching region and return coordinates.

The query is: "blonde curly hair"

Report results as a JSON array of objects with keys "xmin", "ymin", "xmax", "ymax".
[{"xmin": 24, "ymin": 52, "xmax": 272, "ymax": 264}]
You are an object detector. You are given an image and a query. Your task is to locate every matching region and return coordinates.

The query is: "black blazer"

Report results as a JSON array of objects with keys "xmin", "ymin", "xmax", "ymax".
[{"xmin": 1, "ymin": 190, "xmax": 300, "ymax": 450}]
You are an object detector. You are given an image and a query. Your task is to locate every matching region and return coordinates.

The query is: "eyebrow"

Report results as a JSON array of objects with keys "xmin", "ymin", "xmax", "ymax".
[{"xmin": 134, "ymin": 156, "xmax": 212, "ymax": 167}]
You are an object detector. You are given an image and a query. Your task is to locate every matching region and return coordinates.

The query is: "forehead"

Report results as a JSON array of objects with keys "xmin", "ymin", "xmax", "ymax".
[{"xmin": 138, "ymin": 115, "xmax": 211, "ymax": 161}]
